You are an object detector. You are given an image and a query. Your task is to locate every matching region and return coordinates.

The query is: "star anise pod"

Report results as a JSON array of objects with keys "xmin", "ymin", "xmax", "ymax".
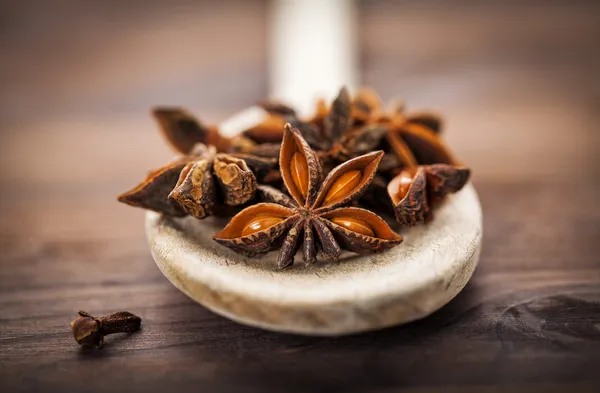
[
  {"xmin": 310, "ymin": 87, "xmax": 452, "ymax": 170},
  {"xmin": 152, "ymin": 108, "xmax": 231, "ymax": 154},
  {"xmin": 296, "ymin": 87, "xmax": 357, "ymax": 163},
  {"xmin": 387, "ymin": 164, "xmax": 471, "ymax": 226},
  {"xmin": 117, "ymin": 144, "xmax": 267, "ymax": 219},
  {"xmin": 213, "ymin": 123, "xmax": 402, "ymax": 269},
  {"xmin": 378, "ymin": 107, "xmax": 470, "ymax": 226},
  {"xmin": 382, "ymin": 111, "xmax": 455, "ymax": 168},
  {"xmin": 330, "ymin": 91, "xmax": 471, "ymax": 226}
]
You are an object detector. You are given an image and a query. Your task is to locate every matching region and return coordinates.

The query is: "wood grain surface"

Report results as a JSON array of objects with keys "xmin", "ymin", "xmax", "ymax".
[
  {"xmin": 1, "ymin": 180, "xmax": 599, "ymax": 392},
  {"xmin": 1, "ymin": 1, "xmax": 600, "ymax": 392}
]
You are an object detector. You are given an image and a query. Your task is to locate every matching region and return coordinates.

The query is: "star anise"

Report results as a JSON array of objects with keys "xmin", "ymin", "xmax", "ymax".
[
  {"xmin": 213, "ymin": 123, "xmax": 402, "ymax": 269},
  {"xmin": 327, "ymin": 91, "xmax": 471, "ymax": 226},
  {"xmin": 387, "ymin": 164, "xmax": 470, "ymax": 226},
  {"xmin": 117, "ymin": 144, "xmax": 270, "ymax": 219},
  {"xmin": 152, "ymin": 108, "xmax": 231, "ymax": 154},
  {"xmin": 296, "ymin": 87, "xmax": 374, "ymax": 165},
  {"xmin": 147, "ymin": 90, "xmax": 470, "ymax": 226},
  {"xmin": 376, "ymin": 106, "xmax": 470, "ymax": 226}
]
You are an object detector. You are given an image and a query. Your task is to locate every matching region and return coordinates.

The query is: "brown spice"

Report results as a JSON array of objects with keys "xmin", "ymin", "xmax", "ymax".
[
  {"xmin": 327, "ymin": 88, "xmax": 471, "ymax": 226},
  {"xmin": 117, "ymin": 144, "xmax": 277, "ymax": 219},
  {"xmin": 71, "ymin": 311, "xmax": 141, "ymax": 348},
  {"xmin": 119, "ymin": 86, "xmax": 473, "ymax": 263},
  {"xmin": 387, "ymin": 165, "xmax": 471, "ymax": 226},
  {"xmin": 213, "ymin": 123, "xmax": 402, "ymax": 269},
  {"xmin": 153, "ymin": 108, "xmax": 230, "ymax": 154}
]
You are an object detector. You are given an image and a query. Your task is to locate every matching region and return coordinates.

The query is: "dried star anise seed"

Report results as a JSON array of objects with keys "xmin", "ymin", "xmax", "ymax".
[
  {"xmin": 387, "ymin": 164, "xmax": 471, "ymax": 226},
  {"xmin": 213, "ymin": 123, "xmax": 402, "ymax": 269}
]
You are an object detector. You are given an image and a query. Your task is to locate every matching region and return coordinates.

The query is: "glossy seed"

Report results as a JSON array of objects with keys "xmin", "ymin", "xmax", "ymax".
[
  {"xmin": 241, "ymin": 216, "xmax": 284, "ymax": 237},
  {"xmin": 330, "ymin": 217, "xmax": 375, "ymax": 237},
  {"xmin": 323, "ymin": 170, "xmax": 362, "ymax": 205},
  {"xmin": 290, "ymin": 151, "xmax": 309, "ymax": 198},
  {"xmin": 396, "ymin": 174, "xmax": 414, "ymax": 197},
  {"xmin": 396, "ymin": 169, "xmax": 417, "ymax": 198}
]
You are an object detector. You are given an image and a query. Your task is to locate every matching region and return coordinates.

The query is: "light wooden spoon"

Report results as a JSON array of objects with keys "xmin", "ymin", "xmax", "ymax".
[{"xmin": 146, "ymin": 182, "xmax": 482, "ymax": 335}]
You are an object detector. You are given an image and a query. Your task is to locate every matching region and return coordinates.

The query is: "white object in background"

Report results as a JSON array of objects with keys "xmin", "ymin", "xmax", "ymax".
[{"xmin": 269, "ymin": 0, "xmax": 358, "ymax": 116}]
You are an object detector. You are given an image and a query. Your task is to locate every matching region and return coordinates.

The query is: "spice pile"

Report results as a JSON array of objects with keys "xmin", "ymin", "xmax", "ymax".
[{"xmin": 118, "ymin": 87, "xmax": 470, "ymax": 269}]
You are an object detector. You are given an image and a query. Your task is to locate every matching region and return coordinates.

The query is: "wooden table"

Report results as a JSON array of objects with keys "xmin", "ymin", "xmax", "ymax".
[
  {"xmin": 2, "ymin": 175, "xmax": 599, "ymax": 392},
  {"xmin": 1, "ymin": 1, "xmax": 599, "ymax": 392}
]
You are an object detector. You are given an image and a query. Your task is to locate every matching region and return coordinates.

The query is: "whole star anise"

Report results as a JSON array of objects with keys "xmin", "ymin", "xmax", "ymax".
[{"xmin": 213, "ymin": 123, "xmax": 402, "ymax": 269}]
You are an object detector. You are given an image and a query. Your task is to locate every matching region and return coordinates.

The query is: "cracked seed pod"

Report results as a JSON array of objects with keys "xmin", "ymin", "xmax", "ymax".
[
  {"xmin": 169, "ymin": 158, "xmax": 217, "ymax": 218},
  {"xmin": 387, "ymin": 167, "xmax": 430, "ymax": 226},
  {"xmin": 388, "ymin": 164, "xmax": 470, "ymax": 226},
  {"xmin": 213, "ymin": 154, "xmax": 256, "ymax": 206},
  {"xmin": 213, "ymin": 123, "xmax": 402, "ymax": 269},
  {"xmin": 117, "ymin": 144, "xmax": 267, "ymax": 219},
  {"xmin": 168, "ymin": 149, "xmax": 258, "ymax": 219}
]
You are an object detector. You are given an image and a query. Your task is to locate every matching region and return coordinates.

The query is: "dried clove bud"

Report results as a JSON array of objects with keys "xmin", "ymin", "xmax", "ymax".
[{"xmin": 71, "ymin": 310, "xmax": 141, "ymax": 349}]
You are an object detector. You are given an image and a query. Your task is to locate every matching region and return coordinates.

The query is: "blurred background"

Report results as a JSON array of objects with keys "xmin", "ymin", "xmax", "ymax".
[{"xmin": 1, "ymin": 0, "xmax": 599, "ymax": 201}]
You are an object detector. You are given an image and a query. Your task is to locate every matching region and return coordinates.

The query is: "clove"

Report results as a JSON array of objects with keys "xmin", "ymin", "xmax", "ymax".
[{"xmin": 70, "ymin": 310, "xmax": 141, "ymax": 348}]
